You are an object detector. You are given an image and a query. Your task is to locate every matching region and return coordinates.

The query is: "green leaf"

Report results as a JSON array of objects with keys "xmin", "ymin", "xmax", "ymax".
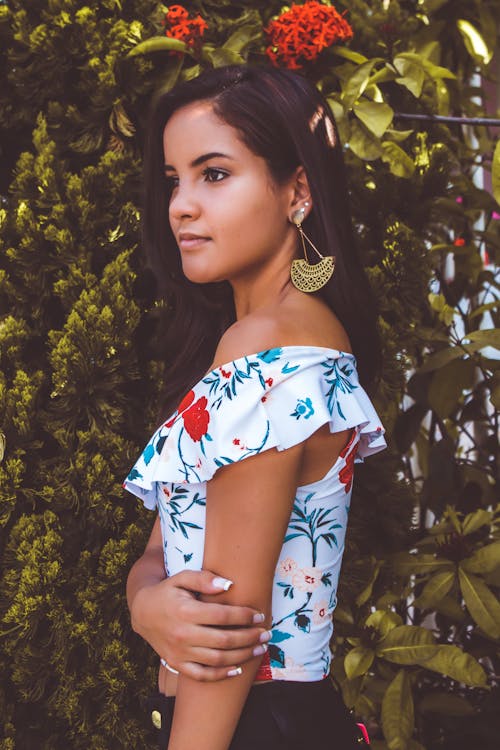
[
  {"xmin": 462, "ymin": 509, "xmax": 493, "ymax": 535},
  {"xmin": 365, "ymin": 610, "xmax": 403, "ymax": 638},
  {"xmin": 377, "ymin": 625, "xmax": 437, "ymax": 664},
  {"xmin": 428, "ymin": 358, "xmax": 476, "ymax": 418},
  {"xmin": 222, "ymin": 23, "xmax": 261, "ymax": 54},
  {"xmin": 457, "ymin": 19, "xmax": 493, "ymax": 64},
  {"xmin": 470, "ymin": 300, "xmax": 500, "ymax": 320},
  {"xmin": 332, "ymin": 45, "xmax": 368, "ymax": 64},
  {"xmin": 381, "ymin": 142, "xmax": 415, "ymax": 178},
  {"xmin": 462, "ymin": 542, "xmax": 500, "ymax": 574},
  {"xmin": 419, "ymin": 691, "xmax": 475, "ymax": 716},
  {"xmin": 418, "ymin": 347, "xmax": 464, "ymax": 374},
  {"xmin": 493, "ymin": 138, "xmax": 500, "ymax": 206},
  {"xmin": 393, "ymin": 57, "xmax": 425, "ymax": 97},
  {"xmin": 355, "ymin": 560, "xmax": 382, "ymax": 606},
  {"xmin": 458, "ymin": 568, "xmax": 500, "ymax": 639},
  {"xmin": 413, "ymin": 570, "xmax": 456, "ymax": 609},
  {"xmin": 461, "ymin": 328, "xmax": 500, "ymax": 352},
  {"xmin": 344, "ymin": 646, "xmax": 375, "ymax": 679},
  {"xmin": 417, "ymin": 644, "xmax": 487, "ymax": 687},
  {"xmin": 391, "ymin": 552, "xmax": 453, "ymax": 576},
  {"xmin": 204, "ymin": 47, "xmax": 244, "ymax": 67},
  {"xmin": 381, "ymin": 670, "xmax": 414, "ymax": 750},
  {"xmin": 126, "ymin": 36, "xmax": 187, "ymax": 57},
  {"xmin": 353, "ymin": 101, "xmax": 394, "ymax": 138},
  {"xmin": 341, "ymin": 59, "xmax": 382, "ymax": 109},
  {"xmin": 348, "ymin": 120, "xmax": 383, "ymax": 161}
]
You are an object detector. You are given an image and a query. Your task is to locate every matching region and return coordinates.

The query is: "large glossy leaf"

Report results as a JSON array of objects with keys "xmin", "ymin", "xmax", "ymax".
[
  {"xmin": 348, "ymin": 120, "xmax": 382, "ymax": 161},
  {"xmin": 417, "ymin": 347, "xmax": 464, "ymax": 373},
  {"xmin": 458, "ymin": 568, "xmax": 500, "ymax": 639},
  {"xmin": 377, "ymin": 625, "xmax": 437, "ymax": 664},
  {"xmin": 390, "ymin": 552, "xmax": 453, "ymax": 576},
  {"xmin": 126, "ymin": 36, "xmax": 187, "ymax": 57},
  {"xmin": 413, "ymin": 570, "xmax": 456, "ymax": 609},
  {"xmin": 381, "ymin": 142, "xmax": 415, "ymax": 178},
  {"xmin": 353, "ymin": 101, "xmax": 394, "ymax": 138},
  {"xmin": 462, "ymin": 509, "xmax": 493, "ymax": 535},
  {"xmin": 457, "ymin": 19, "xmax": 493, "ymax": 64},
  {"xmin": 344, "ymin": 646, "xmax": 375, "ymax": 679},
  {"xmin": 462, "ymin": 328, "xmax": 500, "ymax": 352},
  {"xmin": 381, "ymin": 670, "xmax": 414, "ymax": 750},
  {"xmin": 419, "ymin": 691, "xmax": 475, "ymax": 716},
  {"xmin": 428, "ymin": 358, "xmax": 475, "ymax": 418},
  {"xmin": 365, "ymin": 610, "xmax": 403, "ymax": 638},
  {"xmin": 417, "ymin": 644, "xmax": 487, "ymax": 687},
  {"xmin": 341, "ymin": 59, "xmax": 382, "ymax": 109}
]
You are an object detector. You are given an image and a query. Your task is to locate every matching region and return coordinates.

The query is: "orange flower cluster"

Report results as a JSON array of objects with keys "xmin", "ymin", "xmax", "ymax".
[
  {"xmin": 161, "ymin": 4, "xmax": 208, "ymax": 50},
  {"xmin": 264, "ymin": 1, "xmax": 353, "ymax": 70}
]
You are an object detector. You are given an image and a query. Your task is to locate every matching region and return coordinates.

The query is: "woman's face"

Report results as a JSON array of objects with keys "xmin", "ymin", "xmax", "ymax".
[{"xmin": 163, "ymin": 100, "xmax": 297, "ymax": 286}]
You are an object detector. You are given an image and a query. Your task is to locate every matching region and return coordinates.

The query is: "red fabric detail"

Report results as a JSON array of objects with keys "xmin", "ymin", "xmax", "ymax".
[
  {"xmin": 182, "ymin": 396, "xmax": 210, "ymax": 441},
  {"xmin": 254, "ymin": 649, "xmax": 273, "ymax": 682},
  {"xmin": 339, "ymin": 428, "xmax": 359, "ymax": 493}
]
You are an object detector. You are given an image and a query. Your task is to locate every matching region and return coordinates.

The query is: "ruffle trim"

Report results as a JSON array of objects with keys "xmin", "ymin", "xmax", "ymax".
[{"xmin": 123, "ymin": 346, "xmax": 387, "ymax": 510}]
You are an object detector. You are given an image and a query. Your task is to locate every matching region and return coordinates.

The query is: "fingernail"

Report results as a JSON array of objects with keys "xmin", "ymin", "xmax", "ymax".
[
  {"xmin": 259, "ymin": 630, "xmax": 272, "ymax": 643},
  {"xmin": 212, "ymin": 577, "xmax": 233, "ymax": 591},
  {"xmin": 253, "ymin": 644, "xmax": 268, "ymax": 656},
  {"xmin": 227, "ymin": 666, "xmax": 243, "ymax": 677},
  {"xmin": 253, "ymin": 612, "xmax": 265, "ymax": 623}
]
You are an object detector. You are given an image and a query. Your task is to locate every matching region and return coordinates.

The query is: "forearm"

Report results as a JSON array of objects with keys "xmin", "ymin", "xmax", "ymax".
[
  {"xmin": 167, "ymin": 655, "xmax": 263, "ymax": 750},
  {"xmin": 126, "ymin": 547, "xmax": 166, "ymax": 617}
]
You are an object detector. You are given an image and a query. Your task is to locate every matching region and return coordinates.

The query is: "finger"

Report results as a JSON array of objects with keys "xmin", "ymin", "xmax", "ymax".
[
  {"xmin": 179, "ymin": 661, "xmax": 245, "ymax": 682},
  {"xmin": 187, "ymin": 599, "xmax": 266, "ymax": 627},
  {"xmin": 188, "ymin": 643, "xmax": 268, "ymax": 668},
  {"xmin": 188, "ymin": 623, "xmax": 271, "ymax": 650},
  {"xmin": 172, "ymin": 569, "xmax": 235, "ymax": 595}
]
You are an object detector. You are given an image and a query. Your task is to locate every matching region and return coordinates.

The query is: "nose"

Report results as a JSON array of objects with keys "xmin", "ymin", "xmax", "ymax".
[{"xmin": 168, "ymin": 181, "xmax": 201, "ymax": 222}]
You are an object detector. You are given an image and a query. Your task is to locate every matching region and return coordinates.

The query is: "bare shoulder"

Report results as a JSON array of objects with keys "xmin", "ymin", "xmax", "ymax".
[
  {"xmin": 210, "ymin": 314, "xmax": 283, "ymax": 369},
  {"xmin": 211, "ymin": 293, "xmax": 352, "ymax": 369}
]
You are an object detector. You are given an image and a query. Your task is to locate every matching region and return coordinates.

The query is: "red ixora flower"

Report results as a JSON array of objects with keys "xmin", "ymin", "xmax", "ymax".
[
  {"xmin": 182, "ymin": 396, "xmax": 210, "ymax": 441},
  {"xmin": 161, "ymin": 3, "xmax": 208, "ymax": 53},
  {"xmin": 264, "ymin": 1, "xmax": 353, "ymax": 70}
]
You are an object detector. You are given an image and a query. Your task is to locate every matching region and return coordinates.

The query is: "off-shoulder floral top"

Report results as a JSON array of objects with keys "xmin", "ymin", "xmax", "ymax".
[{"xmin": 123, "ymin": 346, "xmax": 387, "ymax": 682}]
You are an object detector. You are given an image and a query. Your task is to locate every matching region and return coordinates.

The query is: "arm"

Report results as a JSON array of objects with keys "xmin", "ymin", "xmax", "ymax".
[
  {"xmin": 127, "ymin": 515, "xmax": 268, "ymax": 681},
  {"xmin": 167, "ymin": 440, "xmax": 305, "ymax": 750}
]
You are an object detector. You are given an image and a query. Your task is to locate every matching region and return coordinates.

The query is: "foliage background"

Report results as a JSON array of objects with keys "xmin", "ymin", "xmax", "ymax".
[{"xmin": 0, "ymin": 1, "xmax": 499, "ymax": 748}]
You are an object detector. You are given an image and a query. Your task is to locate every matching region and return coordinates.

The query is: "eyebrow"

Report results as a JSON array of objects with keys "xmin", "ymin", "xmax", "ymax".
[{"xmin": 164, "ymin": 152, "xmax": 235, "ymax": 171}]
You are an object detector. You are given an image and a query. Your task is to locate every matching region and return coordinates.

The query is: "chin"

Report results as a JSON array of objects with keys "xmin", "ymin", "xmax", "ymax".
[{"xmin": 181, "ymin": 264, "xmax": 225, "ymax": 285}]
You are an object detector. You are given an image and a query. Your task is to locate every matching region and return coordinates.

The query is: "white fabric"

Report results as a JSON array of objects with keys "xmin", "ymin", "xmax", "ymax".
[{"xmin": 123, "ymin": 345, "xmax": 387, "ymax": 681}]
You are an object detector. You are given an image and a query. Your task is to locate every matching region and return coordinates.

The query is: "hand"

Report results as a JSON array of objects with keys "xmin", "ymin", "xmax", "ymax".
[{"xmin": 130, "ymin": 569, "xmax": 270, "ymax": 681}]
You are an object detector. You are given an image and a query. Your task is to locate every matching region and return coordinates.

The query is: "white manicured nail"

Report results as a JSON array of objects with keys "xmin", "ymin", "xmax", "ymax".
[
  {"xmin": 212, "ymin": 577, "xmax": 233, "ymax": 591},
  {"xmin": 227, "ymin": 666, "xmax": 243, "ymax": 677}
]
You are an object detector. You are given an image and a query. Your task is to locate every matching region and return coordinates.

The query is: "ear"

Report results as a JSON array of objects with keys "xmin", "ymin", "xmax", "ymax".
[{"xmin": 288, "ymin": 166, "xmax": 313, "ymax": 216}]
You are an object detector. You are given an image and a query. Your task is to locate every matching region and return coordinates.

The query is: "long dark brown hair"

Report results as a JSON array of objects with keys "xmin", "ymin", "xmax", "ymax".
[{"xmin": 141, "ymin": 64, "xmax": 382, "ymax": 423}]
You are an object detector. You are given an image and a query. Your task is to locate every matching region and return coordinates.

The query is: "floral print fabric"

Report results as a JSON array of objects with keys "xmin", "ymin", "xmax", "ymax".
[{"xmin": 123, "ymin": 345, "xmax": 387, "ymax": 681}]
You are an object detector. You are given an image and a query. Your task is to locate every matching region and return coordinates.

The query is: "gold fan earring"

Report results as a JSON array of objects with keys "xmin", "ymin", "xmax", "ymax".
[{"xmin": 290, "ymin": 204, "xmax": 335, "ymax": 293}]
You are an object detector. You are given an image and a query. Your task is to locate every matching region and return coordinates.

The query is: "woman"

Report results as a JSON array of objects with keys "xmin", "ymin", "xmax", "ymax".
[{"xmin": 124, "ymin": 64, "xmax": 387, "ymax": 750}]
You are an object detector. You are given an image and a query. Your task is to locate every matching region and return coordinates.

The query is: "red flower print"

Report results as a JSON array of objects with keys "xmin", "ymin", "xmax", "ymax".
[
  {"xmin": 265, "ymin": 377, "xmax": 274, "ymax": 387},
  {"xmin": 220, "ymin": 368, "xmax": 232, "ymax": 378},
  {"xmin": 182, "ymin": 396, "xmax": 210, "ymax": 441},
  {"xmin": 264, "ymin": 1, "xmax": 353, "ymax": 71},
  {"xmin": 160, "ymin": 4, "xmax": 208, "ymax": 56},
  {"xmin": 164, "ymin": 389, "xmax": 195, "ymax": 427},
  {"xmin": 339, "ymin": 446, "xmax": 358, "ymax": 493},
  {"xmin": 233, "ymin": 438, "xmax": 240, "ymax": 445}
]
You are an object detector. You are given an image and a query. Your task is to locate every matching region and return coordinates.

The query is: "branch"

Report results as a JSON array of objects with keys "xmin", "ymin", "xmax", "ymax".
[{"xmin": 394, "ymin": 113, "xmax": 500, "ymax": 127}]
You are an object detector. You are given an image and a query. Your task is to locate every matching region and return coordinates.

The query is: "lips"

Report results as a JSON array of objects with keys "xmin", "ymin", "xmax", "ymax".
[{"xmin": 179, "ymin": 233, "xmax": 209, "ymax": 241}]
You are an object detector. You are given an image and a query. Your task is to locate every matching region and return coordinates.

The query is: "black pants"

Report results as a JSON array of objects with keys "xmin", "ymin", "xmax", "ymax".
[{"xmin": 146, "ymin": 678, "xmax": 369, "ymax": 749}]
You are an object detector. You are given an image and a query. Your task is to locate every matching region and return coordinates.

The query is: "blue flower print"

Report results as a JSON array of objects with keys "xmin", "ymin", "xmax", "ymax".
[{"xmin": 291, "ymin": 397, "xmax": 314, "ymax": 420}]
